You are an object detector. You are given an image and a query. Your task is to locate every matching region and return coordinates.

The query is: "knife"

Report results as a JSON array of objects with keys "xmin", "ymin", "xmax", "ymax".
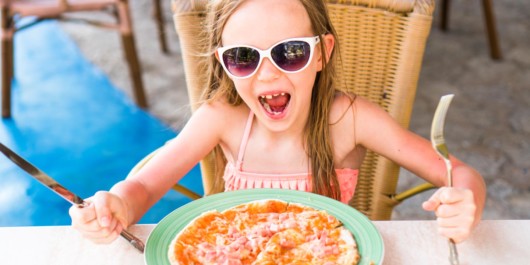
[{"xmin": 0, "ymin": 142, "xmax": 145, "ymax": 253}]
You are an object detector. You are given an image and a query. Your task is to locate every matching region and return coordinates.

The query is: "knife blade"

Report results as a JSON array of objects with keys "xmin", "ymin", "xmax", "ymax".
[{"xmin": 0, "ymin": 142, "xmax": 145, "ymax": 253}]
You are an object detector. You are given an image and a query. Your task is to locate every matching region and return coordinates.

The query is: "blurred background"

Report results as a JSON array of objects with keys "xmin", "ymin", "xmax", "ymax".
[{"xmin": 1, "ymin": 0, "xmax": 528, "ymax": 225}]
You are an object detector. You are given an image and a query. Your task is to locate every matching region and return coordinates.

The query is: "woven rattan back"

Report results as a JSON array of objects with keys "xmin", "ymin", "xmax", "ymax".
[
  {"xmin": 171, "ymin": 0, "xmax": 434, "ymax": 220},
  {"xmin": 326, "ymin": 0, "xmax": 434, "ymax": 219},
  {"xmin": 171, "ymin": 0, "xmax": 216, "ymax": 192}
]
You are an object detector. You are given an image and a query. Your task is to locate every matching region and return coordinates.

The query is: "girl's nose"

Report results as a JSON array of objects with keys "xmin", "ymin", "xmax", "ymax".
[{"xmin": 256, "ymin": 58, "xmax": 280, "ymax": 81}]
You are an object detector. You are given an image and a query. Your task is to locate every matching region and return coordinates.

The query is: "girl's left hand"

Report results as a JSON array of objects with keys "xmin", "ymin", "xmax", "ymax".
[{"xmin": 422, "ymin": 187, "xmax": 476, "ymax": 243}]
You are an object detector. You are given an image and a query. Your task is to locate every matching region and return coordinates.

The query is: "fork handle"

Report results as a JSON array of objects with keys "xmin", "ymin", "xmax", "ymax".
[
  {"xmin": 448, "ymin": 239, "xmax": 459, "ymax": 264},
  {"xmin": 444, "ymin": 160, "xmax": 458, "ymax": 264},
  {"xmin": 444, "ymin": 158, "xmax": 453, "ymax": 187}
]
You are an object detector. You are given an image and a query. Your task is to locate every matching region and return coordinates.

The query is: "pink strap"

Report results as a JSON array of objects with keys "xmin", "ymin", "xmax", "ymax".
[{"xmin": 236, "ymin": 111, "xmax": 254, "ymax": 170}]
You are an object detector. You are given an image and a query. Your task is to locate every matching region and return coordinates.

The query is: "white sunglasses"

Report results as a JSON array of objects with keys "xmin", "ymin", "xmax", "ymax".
[{"xmin": 217, "ymin": 36, "xmax": 321, "ymax": 79}]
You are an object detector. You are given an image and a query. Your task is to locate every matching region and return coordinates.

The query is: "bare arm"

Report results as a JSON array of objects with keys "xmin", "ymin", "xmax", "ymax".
[
  {"xmin": 69, "ymin": 101, "xmax": 238, "ymax": 242},
  {"xmin": 353, "ymin": 97, "xmax": 486, "ymax": 242},
  {"xmin": 120, "ymin": 104, "xmax": 228, "ymax": 223}
]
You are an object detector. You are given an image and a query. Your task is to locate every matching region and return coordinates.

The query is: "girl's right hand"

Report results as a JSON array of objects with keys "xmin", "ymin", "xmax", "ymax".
[
  {"xmin": 422, "ymin": 187, "xmax": 476, "ymax": 243},
  {"xmin": 69, "ymin": 191, "xmax": 129, "ymax": 244}
]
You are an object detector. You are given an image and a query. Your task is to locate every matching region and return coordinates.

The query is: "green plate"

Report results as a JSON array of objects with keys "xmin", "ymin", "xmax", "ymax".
[{"xmin": 145, "ymin": 189, "xmax": 384, "ymax": 265}]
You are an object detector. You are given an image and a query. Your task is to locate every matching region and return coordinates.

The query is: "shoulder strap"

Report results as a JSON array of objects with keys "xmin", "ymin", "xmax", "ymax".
[{"xmin": 236, "ymin": 111, "xmax": 254, "ymax": 169}]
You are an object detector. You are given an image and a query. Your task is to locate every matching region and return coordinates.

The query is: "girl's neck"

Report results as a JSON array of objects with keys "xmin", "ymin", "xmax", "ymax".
[
  {"xmin": 253, "ymin": 111, "xmax": 308, "ymax": 143},
  {"xmin": 254, "ymin": 124, "xmax": 303, "ymax": 146}
]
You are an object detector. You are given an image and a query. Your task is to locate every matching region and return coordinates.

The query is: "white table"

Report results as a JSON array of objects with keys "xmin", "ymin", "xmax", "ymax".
[{"xmin": 0, "ymin": 220, "xmax": 528, "ymax": 264}]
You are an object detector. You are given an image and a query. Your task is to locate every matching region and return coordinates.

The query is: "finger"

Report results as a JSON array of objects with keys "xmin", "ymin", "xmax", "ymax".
[
  {"xmin": 77, "ymin": 218, "xmax": 123, "ymax": 244},
  {"xmin": 83, "ymin": 229, "xmax": 121, "ymax": 244},
  {"xmin": 92, "ymin": 191, "xmax": 115, "ymax": 228},
  {"xmin": 95, "ymin": 222, "xmax": 123, "ymax": 244},
  {"xmin": 422, "ymin": 200, "xmax": 436, "ymax": 211},
  {"xmin": 437, "ymin": 188, "xmax": 467, "ymax": 204},
  {"xmin": 422, "ymin": 188, "xmax": 444, "ymax": 211},
  {"xmin": 436, "ymin": 213, "xmax": 475, "ymax": 244},
  {"xmin": 441, "ymin": 188, "xmax": 476, "ymax": 206},
  {"xmin": 70, "ymin": 203, "xmax": 106, "ymax": 234},
  {"xmin": 437, "ymin": 212, "xmax": 475, "ymax": 228},
  {"xmin": 434, "ymin": 204, "xmax": 460, "ymax": 218},
  {"xmin": 92, "ymin": 191, "xmax": 129, "ymax": 229},
  {"xmin": 69, "ymin": 202, "xmax": 97, "ymax": 224},
  {"xmin": 71, "ymin": 218, "xmax": 106, "ymax": 233},
  {"xmin": 80, "ymin": 218, "xmax": 121, "ymax": 239}
]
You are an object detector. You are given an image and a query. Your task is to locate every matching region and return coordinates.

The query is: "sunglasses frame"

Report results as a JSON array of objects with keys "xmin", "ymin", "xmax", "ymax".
[{"xmin": 217, "ymin": 35, "xmax": 321, "ymax": 79}]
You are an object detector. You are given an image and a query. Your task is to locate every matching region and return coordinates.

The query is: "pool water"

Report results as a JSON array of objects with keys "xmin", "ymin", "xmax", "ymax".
[{"xmin": 0, "ymin": 20, "xmax": 202, "ymax": 226}]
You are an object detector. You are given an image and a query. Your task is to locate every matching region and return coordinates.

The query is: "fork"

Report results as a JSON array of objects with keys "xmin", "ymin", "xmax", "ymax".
[{"xmin": 430, "ymin": 94, "xmax": 460, "ymax": 265}]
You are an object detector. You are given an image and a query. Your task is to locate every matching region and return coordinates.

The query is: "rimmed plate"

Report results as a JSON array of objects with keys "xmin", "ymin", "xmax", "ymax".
[{"xmin": 145, "ymin": 188, "xmax": 384, "ymax": 265}]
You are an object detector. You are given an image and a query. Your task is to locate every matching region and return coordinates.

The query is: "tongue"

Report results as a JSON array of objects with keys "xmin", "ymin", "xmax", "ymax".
[{"xmin": 265, "ymin": 94, "xmax": 289, "ymax": 112}]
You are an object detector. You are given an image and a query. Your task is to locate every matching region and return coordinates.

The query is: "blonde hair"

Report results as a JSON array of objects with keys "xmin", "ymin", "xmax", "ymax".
[{"xmin": 203, "ymin": 0, "xmax": 343, "ymax": 201}]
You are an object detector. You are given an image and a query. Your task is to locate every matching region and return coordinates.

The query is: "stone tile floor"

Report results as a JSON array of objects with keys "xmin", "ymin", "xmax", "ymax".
[{"xmin": 61, "ymin": 0, "xmax": 529, "ymax": 220}]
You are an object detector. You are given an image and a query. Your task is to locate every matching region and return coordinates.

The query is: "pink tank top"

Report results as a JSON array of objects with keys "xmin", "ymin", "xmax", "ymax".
[{"xmin": 223, "ymin": 112, "xmax": 359, "ymax": 204}]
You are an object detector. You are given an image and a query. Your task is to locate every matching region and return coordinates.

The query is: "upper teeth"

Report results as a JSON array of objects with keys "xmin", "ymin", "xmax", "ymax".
[{"xmin": 260, "ymin": 93, "xmax": 285, "ymax": 99}]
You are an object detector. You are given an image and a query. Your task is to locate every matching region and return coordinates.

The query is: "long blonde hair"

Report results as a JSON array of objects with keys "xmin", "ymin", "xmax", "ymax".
[{"xmin": 202, "ymin": 0, "xmax": 342, "ymax": 201}]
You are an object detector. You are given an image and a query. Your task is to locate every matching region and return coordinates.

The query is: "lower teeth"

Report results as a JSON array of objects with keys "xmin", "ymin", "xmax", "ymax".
[{"xmin": 263, "ymin": 103, "xmax": 282, "ymax": 115}]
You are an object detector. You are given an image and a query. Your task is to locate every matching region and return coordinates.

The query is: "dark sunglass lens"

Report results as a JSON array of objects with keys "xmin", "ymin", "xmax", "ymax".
[
  {"xmin": 222, "ymin": 47, "xmax": 260, "ymax": 77},
  {"xmin": 271, "ymin": 41, "xmax": 311, "ymax": 72}
]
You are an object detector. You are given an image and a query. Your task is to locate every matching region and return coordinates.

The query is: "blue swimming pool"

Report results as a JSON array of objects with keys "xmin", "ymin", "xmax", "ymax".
[{"xmin": 0, "ymin": 20, "xmax": 202, "ymax": 226}]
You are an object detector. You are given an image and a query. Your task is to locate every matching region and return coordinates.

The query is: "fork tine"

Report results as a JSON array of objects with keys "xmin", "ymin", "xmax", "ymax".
[{"xmin": 431, "ymin": 94, "xmax": 454, "ymax": 145}]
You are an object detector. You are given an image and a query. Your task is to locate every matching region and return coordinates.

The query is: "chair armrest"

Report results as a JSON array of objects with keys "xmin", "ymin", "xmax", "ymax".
[
  {"xmin": 173, "ymin": 184, "xmax": 202, "ymax": 200},
  {"xmin": 393, "ymin": 182, "xmax": 436, "ymax": 202}
]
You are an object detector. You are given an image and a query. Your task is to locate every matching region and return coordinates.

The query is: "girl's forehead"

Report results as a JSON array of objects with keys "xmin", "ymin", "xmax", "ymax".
[{"xmin": 221, "ymin": 0, "xmax": 313, "ymax": 47}]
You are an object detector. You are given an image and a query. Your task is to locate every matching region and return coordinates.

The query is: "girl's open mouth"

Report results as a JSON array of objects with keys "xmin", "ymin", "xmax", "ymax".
[{"xmin": 259, "ymin": 93, "xmax": 291, "ymax": 116}]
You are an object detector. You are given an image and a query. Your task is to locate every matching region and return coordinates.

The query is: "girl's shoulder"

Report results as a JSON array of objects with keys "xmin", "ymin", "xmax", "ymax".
[
  {"xmin": 330, "ymin": 92, "xmax": 385, "ymax": 121},
  {"xmin": 192, "ymin": 98, "xmax": 250, "ymax": 134},
  {"xmin": 330, "ymin": 91, "xmax": 360, "ymax": 124},
  {"xmin": 330, "ymin": 92, "xmax": 391, "ymax": 136},
  {"xmin": 328, "ymin": 92, "xmax": 357, "ymax": 143},
  {"xmin": 330, "ymin": 92, "xmax": 354, "ymax": 115}
]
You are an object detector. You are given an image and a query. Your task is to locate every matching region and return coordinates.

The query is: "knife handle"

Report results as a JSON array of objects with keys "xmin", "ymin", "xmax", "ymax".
[{"xmin": 120, "ymin": 229, "xmax": 145, "ymax": 253}]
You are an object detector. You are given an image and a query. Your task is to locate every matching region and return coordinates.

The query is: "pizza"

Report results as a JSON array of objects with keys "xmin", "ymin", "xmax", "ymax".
[{"xmin": 168, "ymin": 199, "xmax": 360, "ymax": 264}]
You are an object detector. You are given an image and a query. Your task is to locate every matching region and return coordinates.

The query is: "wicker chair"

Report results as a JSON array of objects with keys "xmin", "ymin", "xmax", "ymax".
[
  {"xmin": 130, "ymin": 0, "xmax": 437, "ymax": 220},
  {"xmin": 151, "ymin": 0, "xmax": 169, "ymax": 53},
  {"xmin": 0, "ymin": 0, "xmax": 161, "ymax": 118}
]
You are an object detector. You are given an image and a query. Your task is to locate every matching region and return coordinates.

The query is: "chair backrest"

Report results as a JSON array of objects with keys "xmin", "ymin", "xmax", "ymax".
[
  {"xmin": 171, "ymin": 0, "xmax": 434, "ymax": 220},
  {"xmin": 326, "ymin": 0, "xmax": 434, "ymax": 219},
  {"xmin": 171, "ymin": 0, "xmax": 217, "ymax": 192}
]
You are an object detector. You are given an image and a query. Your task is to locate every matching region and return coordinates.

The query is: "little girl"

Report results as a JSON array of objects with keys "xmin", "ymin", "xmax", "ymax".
[{"xmin": 70, "ymin": 0, "xmax": 486, "ymax": 245}]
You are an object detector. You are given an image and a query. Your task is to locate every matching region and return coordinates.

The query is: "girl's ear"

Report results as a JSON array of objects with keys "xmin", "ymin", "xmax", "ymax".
[
  {"xmin": 215, "ymin": 50, "xmax": 220, "ymax": 61},
  {"xmin": 316, "ymin": 34, "xmax": 335, "ymax": 71}
]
